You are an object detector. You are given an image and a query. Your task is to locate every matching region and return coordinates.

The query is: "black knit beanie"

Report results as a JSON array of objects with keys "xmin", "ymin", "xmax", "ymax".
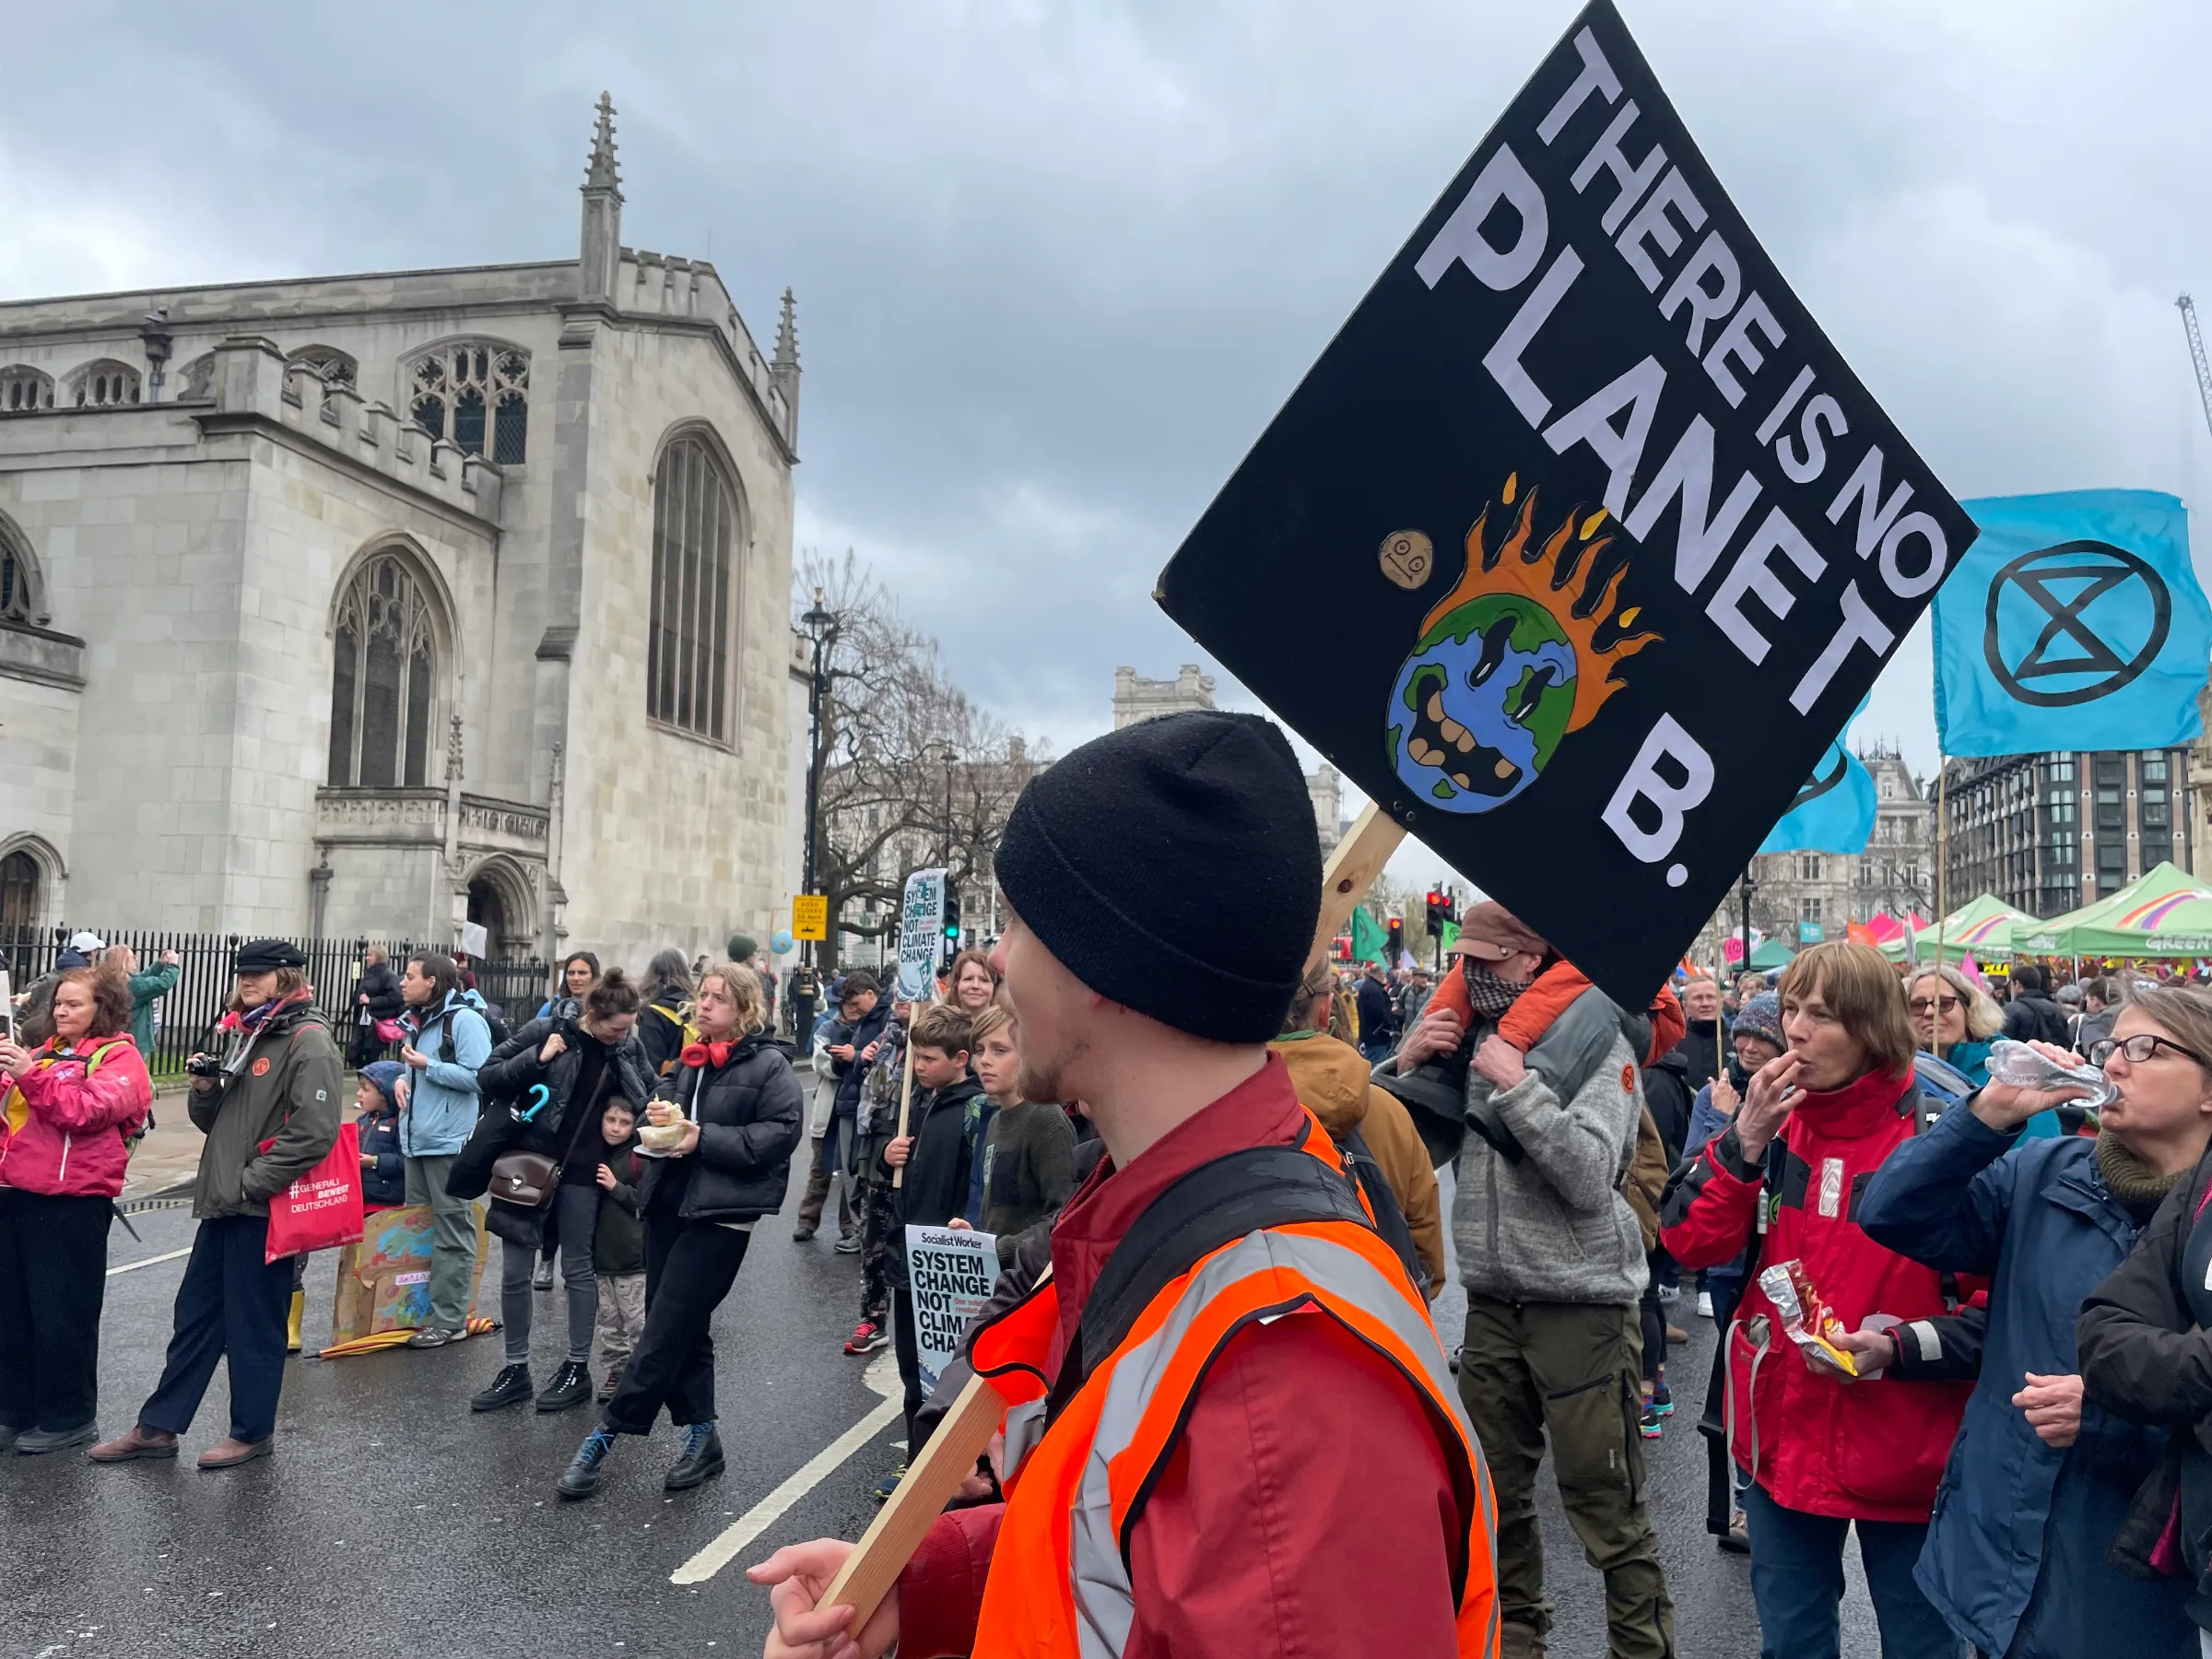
[{"xmin": 994, "ymin": 710, "xmax": 1322, "ymax": 1043}]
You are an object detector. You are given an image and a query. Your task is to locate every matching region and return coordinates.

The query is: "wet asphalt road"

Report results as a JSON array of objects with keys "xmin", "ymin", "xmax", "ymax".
[{"xmin": 1, "ymin": 1180, "xmax": 1880, "ymax": 1659}]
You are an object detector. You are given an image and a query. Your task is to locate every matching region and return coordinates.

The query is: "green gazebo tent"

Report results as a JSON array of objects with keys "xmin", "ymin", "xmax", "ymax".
[
  {"xmin": 1882, "ymin": 894, "xmax": 2034, "ymax": 964},
  {"xmin": 2012, "ymin": 863, "xmax": 2212, "ymax": 959}
]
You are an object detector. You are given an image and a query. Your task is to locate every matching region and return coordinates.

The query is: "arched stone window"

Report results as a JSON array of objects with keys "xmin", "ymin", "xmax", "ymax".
[
  {"xmin": 0, "ymin": 366, "xmax": 54, "ymax": 414},
  {"xmin": 287, "ymin": 345, "xmax": 358, "ymax": 387},
  {"xmin": 327, "ymin": 549, "xmax": 442, "ymax": 788},
  {"xmin": 68, "ymin": 359, "xmax": 141, "ymax": 407},
  {"xmin": 648, "ymin": 431, "xmax": 743, "ymax": 743},
  {"xmin": 0, "ymin": 513, "xmax": 41, "ymax": 626},
  {"xmin": 406, "ymin": 343, "xmax": 528, "ymax": 464}
]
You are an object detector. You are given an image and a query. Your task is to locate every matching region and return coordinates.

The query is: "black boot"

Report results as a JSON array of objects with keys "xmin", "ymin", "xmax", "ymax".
[
  {"xmin": 665, "ymin": 1420, "xmax": 725, "ymax": 1491},
  {"xmin": 558, "ymin": 1426, "xmax": 617, "ymax": 1500},
  {"xmin": 470, "ymin": 1364, "xmax": 535, "ymax": 1412},
  {"xmin": 536, "ymin": 1360, "xmax": 593, "ymax": 1412}
]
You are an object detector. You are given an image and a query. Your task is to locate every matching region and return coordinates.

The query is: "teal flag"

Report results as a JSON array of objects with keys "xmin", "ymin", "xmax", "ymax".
[
  {"xmin": 1351, "ymin": 906, "xmax": 1389, "ymax": 965},
  {"xmin": 1936, "ymin": 490, "xmax": 2209, "ymax": 757},
  {"xmin": 1759, "ymin": 700, "xmax": 1876, "ymax": 855}
]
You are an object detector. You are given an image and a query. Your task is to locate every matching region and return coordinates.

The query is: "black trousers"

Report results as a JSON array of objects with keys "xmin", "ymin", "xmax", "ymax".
[
  {"xmin": 0, "ymin": 1189, "xmax": 112, "ymax": 1431},
  {"xmin": 602, "ymin": 1215, "xmax": 750, "ymax": 1435},
  {"xmin": 891, "ymin": 1283, "xmax": 925, "ymax": 1453},
  {"xmin": 140, "ymin": 1214, "xmax": 295, "ymax": 1442}
]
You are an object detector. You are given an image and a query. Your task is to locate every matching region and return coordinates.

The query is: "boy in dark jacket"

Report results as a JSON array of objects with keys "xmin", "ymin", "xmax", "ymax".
[
  {"xmin": 356, "ymin": 1061, "xmax": 408, "ymax": 1210},
  {"xmin": 880, "ymin": 1004, "xmax": 981, "ymax": 1461},
  {"xmin": 841, "ymin": 998, "xmax": 909, "ymax": 1357},
  {"xmin": 591, "ymin": 1100, "xmax": 646, "ymax": 1402}
]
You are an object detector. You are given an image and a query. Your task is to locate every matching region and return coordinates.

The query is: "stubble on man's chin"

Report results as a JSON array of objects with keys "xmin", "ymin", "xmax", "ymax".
[{"xmin": 1018, "ymin": 1033, "xmax": 1089, "ymax": 1108}]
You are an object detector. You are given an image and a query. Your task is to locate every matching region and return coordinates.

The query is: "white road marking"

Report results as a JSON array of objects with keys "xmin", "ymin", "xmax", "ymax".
[
  {"xmin": 108, "ymin": 1247, "xmax": 193, "ymax": 1277},
  {"xmin": 668, "ymin": 1395, "xmax": 903, "ymax": 1585}
]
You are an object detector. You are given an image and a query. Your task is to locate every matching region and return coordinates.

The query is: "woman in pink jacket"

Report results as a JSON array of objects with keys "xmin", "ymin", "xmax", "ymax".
[{"xmin": 0, "ymin": 964, "xmax": 153, "ymax": 1453}]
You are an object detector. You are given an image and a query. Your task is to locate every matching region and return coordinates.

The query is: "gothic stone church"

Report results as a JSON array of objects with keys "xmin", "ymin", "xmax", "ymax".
[{"xmin": 0, "ymin": 100, "xmax": 801, "ymax": 968}]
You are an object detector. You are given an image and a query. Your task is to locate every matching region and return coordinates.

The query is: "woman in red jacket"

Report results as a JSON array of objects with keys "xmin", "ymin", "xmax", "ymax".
[
  {"xmin": 0, "ymin": 964, "xmax": 153, "ymax": 1453},
  {"xmin": 1660, "ymin": 942, "xmax": 1970, "ymax": 1659}
]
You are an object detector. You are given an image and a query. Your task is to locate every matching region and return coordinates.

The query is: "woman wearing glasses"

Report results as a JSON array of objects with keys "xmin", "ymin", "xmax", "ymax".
[
  {"xmin": 2077, "ymin": 994, "xmax": 2212, "ymax": 1659},
  {"xmin": 1904, "ymin": 963, "xmax": 2001, "ymax": 1088},
  {"xmin": 1859, "ymin": 988, "xmax": 2212, "ymax": 1659}
]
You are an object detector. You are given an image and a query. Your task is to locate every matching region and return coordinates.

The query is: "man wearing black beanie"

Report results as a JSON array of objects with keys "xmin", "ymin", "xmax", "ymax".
[{"xmin": 754, "ymin": 711, "xmax": 1499, "ymax": 1659}]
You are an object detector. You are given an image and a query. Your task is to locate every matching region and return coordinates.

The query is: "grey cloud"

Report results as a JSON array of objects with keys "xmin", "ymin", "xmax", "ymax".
[{"xmin": 9, "ymin": 0, "xmax": 2212, "ymax": 832}]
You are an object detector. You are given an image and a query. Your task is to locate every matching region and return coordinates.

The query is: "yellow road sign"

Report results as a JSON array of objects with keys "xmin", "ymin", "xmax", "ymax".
[{"xmin": 792, "ymin": 895, "xmax": 829, "ymax": 942}]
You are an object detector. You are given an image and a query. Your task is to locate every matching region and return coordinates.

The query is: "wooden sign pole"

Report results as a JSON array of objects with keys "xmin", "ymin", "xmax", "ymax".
[{"xmin": 818, "ymin": 803, "xmax": 1402, "ymax": 1628}]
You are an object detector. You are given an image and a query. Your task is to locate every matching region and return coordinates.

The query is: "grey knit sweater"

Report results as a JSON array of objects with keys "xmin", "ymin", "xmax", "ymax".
[{"xmin": 1452, "ymin": 985, "xmax": 1650, "ymax": 1306}]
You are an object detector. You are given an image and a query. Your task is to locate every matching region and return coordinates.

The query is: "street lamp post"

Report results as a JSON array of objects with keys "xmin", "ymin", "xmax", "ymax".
[
  {"xmin": 796, "ymin": 586, "xmax": 837, "ymax": 1042},
  {"xmin": 1739, "ymin": 873, "xmax": 1759, "ymax": 982}
]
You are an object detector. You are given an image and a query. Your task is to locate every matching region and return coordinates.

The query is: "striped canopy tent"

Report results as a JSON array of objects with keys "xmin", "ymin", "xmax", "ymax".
[
  {"xmin": 1882, "ymin": 895, "xmax": 2032, "ymax": 963},
  {"xmin": 2012, "ymin": 863, "xmax": 2212, "ymax": 959}
]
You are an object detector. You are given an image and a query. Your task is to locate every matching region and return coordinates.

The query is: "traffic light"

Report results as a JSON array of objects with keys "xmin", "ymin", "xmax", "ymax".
[
  {"xmin": 1425, "ymin": 888, "xmax": 1445, "ymax": 929},
  {"xmin": 1385, "ymin": 916, "xmax": 1405, "ymax": 960},
  {"xmin": 1442, "ymin": 888, "xmax": 1459, "ymax": 924},
  {"xmin": 942, "ymin": 887, "xmax": 962, "ymax": 951}
]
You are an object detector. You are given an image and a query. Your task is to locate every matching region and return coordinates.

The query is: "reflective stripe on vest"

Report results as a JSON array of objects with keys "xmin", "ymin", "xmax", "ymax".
[{"xmin": 971, "ymin": 1216, "xmax": 1499, "ymax": 1658}]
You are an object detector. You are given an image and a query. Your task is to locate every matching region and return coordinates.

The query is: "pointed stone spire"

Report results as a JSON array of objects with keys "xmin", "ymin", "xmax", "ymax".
[
  {"xmin": 773, "ymin": 288, "xmax": 800, "ymax": 371},
  {"xmin": 578, "ymin": 93, "xmax": 624, "ymax": 306},
  {"xmin": 585, "ymin": 91, "xmax": 623, "ymax": 197},
  {"xmin": 771, "ymin": 287, "xmax": 801, "ymax": 443}
]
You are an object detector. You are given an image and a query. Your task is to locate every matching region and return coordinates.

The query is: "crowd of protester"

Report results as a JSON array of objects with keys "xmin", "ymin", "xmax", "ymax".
[{"xmin": 20, "ymin": 861, "xmax": 2212, "ymax": 1657}]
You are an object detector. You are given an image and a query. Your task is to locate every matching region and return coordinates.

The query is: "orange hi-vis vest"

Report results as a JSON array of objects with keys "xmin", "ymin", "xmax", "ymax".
[{"xmin": 966, "ymin": 1116, "xmax": 1500, "ymax": 1658}]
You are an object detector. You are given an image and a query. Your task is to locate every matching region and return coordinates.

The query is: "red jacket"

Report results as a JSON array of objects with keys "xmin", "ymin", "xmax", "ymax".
[
  {"xmin": 0, "ymin": 1035, "xmax": 153, "ymax": 1200},
  {"xmin": 1659, "ymin": 1065, "xmax": 1971, "ymax": 1523},
  {"xmin": 899, "ymin": 1056, "xmax": 1469, "ymax": 1658}
]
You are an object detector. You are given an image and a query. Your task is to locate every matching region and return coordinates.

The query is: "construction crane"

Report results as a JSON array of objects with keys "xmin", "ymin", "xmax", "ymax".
[{"xmin": 2182, "ymin": 293, "xmax": 2212, "ymax": 442}]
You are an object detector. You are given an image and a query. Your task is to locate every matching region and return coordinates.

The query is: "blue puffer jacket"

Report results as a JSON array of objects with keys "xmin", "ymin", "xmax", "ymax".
[
  {"xmin": 398, "ymin": 990, "xmax": 492, "ymax": 1158},
  {"xmin": 1859, "ymin": 1104, "xmax": 2193, "ymax": 1659}
]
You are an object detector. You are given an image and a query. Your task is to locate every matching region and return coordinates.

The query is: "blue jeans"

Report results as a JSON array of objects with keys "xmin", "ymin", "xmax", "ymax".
[
  {"xmin": 1741, "ymin": 1482, "xmax": 1960, "ymax": 1659},
  {"xmin": 1359, "ymin": 1038, "xmax": 1395, "ymax": 1066}
]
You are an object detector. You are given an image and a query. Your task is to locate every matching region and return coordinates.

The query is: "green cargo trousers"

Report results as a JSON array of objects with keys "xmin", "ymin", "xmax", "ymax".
[
  {"xmin": 403, "ymin": 1154, "xmax": 478, "ymax": 1333},
  {"xmin": 1459, "ymin": 1295, "xmax": 1677, "ymax": 1658}
]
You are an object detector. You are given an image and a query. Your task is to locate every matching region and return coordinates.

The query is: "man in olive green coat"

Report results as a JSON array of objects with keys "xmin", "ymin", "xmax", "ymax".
[{"xmin": 91, "ymin": 939, "xmax": 342, "ymax": 1470}]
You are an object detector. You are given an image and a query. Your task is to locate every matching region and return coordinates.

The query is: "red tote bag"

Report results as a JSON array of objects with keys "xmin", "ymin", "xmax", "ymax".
[{"xmin": 262, "ymin": 1120, "xmax": 367, "ymax": 1264}]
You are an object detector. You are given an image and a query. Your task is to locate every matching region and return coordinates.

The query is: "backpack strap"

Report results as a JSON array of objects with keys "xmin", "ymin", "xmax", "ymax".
[{"xmin": 1048, "ymin": 1129, "xmax": 1374, "ymax": 1424}]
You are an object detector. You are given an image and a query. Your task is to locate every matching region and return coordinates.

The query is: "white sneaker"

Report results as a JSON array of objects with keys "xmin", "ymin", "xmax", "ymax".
[{"xmin": 1697, "ymin": 1290, "xmax": 1714, "ymax": 1319}]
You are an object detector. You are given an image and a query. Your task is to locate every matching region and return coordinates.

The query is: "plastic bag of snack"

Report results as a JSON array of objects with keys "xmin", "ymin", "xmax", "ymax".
[{"xmin": 1759, "ymin": 1258, "xmax": 1857, "ymax": 1376}]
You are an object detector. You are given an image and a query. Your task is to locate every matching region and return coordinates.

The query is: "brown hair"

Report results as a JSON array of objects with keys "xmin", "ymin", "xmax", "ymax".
[
  {"xmin": 967, "ymin": 1002, "xmax": 1013, "ymax": 1050},
  {"xmin": 582, "ymin": 966, "xmax": 641, "ymax": 1022},
  {"xmin": 695, "ymin": 959, "xmax": 766, "ymax": 1037},
  {"xmin": 1778, "ymin": 941, "xmax": 1916, "ymax": 1077},
  {"xmin": 1283, "ymin": 960, "xmax": 1338, "ymax": 1035},
  {"xmin": 56, "ymin": 963, "xmax": 133, "ymax": 1041},
  {"xmin": 227, "ymin": 967, "xmax": 309, "ymax": 1015},
  {"xmin": 909, "ymin": 1003, "xmax": 972, "ymax": 1058},
  {"xmin": 947, "ymin": 947, "xmax": 999, "ymax": 991},
  {"xmin": 407, "ymin": 951, "xmax": 464, "ymax": 1006}
]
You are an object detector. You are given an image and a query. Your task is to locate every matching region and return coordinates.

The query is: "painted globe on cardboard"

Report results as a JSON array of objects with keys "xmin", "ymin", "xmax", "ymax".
[{"xmin": 1384, "ymin": 590, "xmax": 1577, "ymax": 815}]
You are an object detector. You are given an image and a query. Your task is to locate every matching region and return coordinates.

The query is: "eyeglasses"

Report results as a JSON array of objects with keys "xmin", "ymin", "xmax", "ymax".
[
  {"xmin": 1906, "ymin": 995, "xmax": 1960, "ymax": 1016},
  {"xmin": 2089, "ymin": 1033, "xmax": 2212, "ymax": 1069}
]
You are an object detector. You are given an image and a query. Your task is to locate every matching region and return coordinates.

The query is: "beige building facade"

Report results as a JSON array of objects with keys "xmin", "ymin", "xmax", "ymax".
[{"xmin": 0, "ymin": 99, "xmax": 800, "ymax": 969}]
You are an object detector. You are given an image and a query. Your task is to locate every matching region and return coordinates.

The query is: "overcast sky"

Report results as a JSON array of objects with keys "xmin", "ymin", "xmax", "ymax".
[{"xmin": 11, "ymin": 1, "xmax": 2212, "ymax": 889}]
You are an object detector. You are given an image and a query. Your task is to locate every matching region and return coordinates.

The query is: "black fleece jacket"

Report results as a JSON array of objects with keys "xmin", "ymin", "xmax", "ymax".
[{"xmin": 883, "ymin": 1075, "xmax": 984, "ymax": 1288}]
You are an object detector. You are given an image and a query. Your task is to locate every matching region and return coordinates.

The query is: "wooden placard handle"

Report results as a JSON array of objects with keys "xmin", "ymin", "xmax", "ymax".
[
  {"xmin": 820, "ymin": 1266, "xmax": 1054, "ymax": 1626},
  {"xmin": 1309, "ymin": 802, "xmax": 1408, "ymax": 971}
]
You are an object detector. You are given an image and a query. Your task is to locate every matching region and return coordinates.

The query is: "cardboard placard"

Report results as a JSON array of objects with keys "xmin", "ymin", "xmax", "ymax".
[
  {"xmin": 904, "ymin": 1223, "xmax": 998, "ymax": 1392},
  {"xmin": 1154, "ymin": 0, "xmax": 1974, "ymax": 1004},
  {"xmin": 331, "ymin": 1201, "xmax": 490, "ymax": 1341},
  {"xmin": 895, "ymin": 869, "xmax": 950, "ymax": 1003}
]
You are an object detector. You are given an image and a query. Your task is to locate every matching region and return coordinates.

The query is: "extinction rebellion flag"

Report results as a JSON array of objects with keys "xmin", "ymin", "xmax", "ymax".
[
  {"xmin": 1935, "ymin": 490, "xmax": 2211, "ymax": 759},
  {"xmin": 1154, "ymin": 0, "xmax": 1974, "ymax": 1005}
]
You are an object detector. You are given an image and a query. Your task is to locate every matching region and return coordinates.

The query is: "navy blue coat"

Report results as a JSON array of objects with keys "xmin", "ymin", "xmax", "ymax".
[
  {"xmin": 1859, "ymin": 1103, "xmax": 2192, "ymax": 1658},
  {"xmin": 358, "ymin": 1107, "xmax": 406, "ymax": 1209}
]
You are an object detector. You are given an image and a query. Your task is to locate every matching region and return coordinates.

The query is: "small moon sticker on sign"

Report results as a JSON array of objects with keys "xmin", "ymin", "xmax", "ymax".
[{"xmin": 1380, "ymin": 529, "xmax": 1434, "ymax": 590}]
